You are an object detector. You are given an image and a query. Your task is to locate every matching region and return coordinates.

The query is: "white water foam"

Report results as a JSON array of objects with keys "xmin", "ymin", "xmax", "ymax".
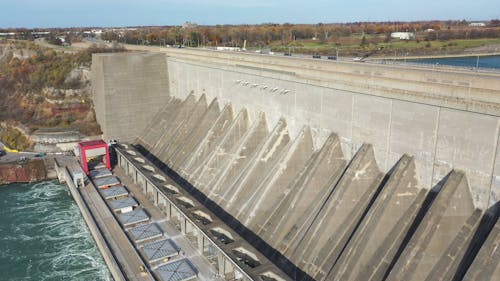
[{"xmin": 0, "ymin": 181, "xmax": 112, "ymax": 281}]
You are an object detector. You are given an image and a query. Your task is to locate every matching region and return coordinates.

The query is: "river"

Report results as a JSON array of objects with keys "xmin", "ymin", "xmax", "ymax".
[
  {"xmin": 0, "ymin": 180, "xmax": 111, "ymax": 280},
  {"xmin": 408, "ymin": 55, "xmax": 500, "ymax": 69}
]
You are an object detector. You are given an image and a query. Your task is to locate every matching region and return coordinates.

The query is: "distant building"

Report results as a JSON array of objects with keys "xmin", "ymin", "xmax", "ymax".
[
  {"xmin": 216, "ymin": 47, "xmax": 241, "ymax": 52},
  {"xmin": 390, "ymin": 32, "xmax": 415, "ymax": 40},
  {"xmin": 424, "ymin": 28, "xmax": 435, "ymax": 32},
  {"xmin": 469, "ymin": 22, "xmax": 486, "ymax": 27},
  {"xmin": 83, "ymin": 29, "xmax": 103, "ymax": 38},
  {"xmin": 31, "ymin": 31, "xmax": 50, "ymax": 39},
  {"xmin": 182, "ymin": 21, "xmax": 198, "ymax": 29}
]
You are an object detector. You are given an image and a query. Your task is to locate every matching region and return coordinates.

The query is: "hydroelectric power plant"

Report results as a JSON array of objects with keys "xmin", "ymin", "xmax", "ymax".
[{"xmin": 90, "ymin": 49, "xmax": 500, "ymax": 281}]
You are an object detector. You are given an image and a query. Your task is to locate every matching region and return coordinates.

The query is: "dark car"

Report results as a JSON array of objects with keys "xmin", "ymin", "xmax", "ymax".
[{"xmin": 0, "ymin": 150, "xmax": 6, "ymax": 157}]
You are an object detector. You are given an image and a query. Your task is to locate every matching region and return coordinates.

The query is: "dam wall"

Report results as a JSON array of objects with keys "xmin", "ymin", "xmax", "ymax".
[
  {"xmin": 92, "ymin": 50, "xmax": 500, "ymax": 280},
  {"xmin": 92, "ymin": 52, "xmax": 170, "ymax": 143},
  {"xmin": 164, "ymin": 49, "xmax": 500, "ymax": 209}
]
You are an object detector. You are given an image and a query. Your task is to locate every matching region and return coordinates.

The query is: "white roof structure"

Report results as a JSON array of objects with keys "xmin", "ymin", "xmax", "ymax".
[
  {"xmin": 90, "ymin": 168, "xmax": 112, "ymax": 179},
  {"xmin": 155, "ymin": 258, "xmax": 198, "ymax": 281},
  {"xmin": 101, "ymin": 185, "xmax": 129, "ymax": 200},
  {"xmin": 129, "ymin": 223, "xmax": 163, "ymax": 243},
  {"xmin": 141, "ymin": 239, "xmax": 180, "ymax": 263},
  {"xmin": 94, "ymin": 176, "xmax": 121, "ymax": 189},
  {"xmin": 119, "ymin": 208, "xmax": 150, "ymax": 227},
  {"xmin": 109, "ymin": 197, "xmax": 138, "ymax": 212}
]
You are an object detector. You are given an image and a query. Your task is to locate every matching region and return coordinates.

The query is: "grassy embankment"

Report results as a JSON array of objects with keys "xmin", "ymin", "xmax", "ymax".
[{"xmin": 268, "ymin": 36, "xmax": 500, "ymax": 57}]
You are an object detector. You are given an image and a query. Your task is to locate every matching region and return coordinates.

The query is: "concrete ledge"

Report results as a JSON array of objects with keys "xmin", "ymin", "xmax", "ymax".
[{"xmin": 55, "ymin": 161, "xmax": 126, "ymax": 281}]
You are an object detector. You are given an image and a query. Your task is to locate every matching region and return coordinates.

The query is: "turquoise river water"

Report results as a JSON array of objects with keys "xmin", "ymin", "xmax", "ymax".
[
  {"xmin": 0, "ymin": 180, "xmax": 111, "ymax": 281},
  {"xmin": 409, "ymin": 55, "xmax": 500, "ymax": 69}
]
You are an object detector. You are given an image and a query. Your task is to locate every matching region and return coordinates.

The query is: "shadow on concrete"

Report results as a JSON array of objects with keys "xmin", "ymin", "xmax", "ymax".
[
  {"xmin": 135, "ymin": 144, "xmax": 314, "ymax": 281},
  {"xmin": 381, "ymin": 172, "xmax": 448, "ymax": 281},
  {"xmin": 452, "ymin": 201, "xmax": 499, "ymax": 281}
]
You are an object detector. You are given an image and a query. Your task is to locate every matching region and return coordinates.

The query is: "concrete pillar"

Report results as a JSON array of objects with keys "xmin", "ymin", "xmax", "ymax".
[
  {"xmin": 185, "ymin": 220, "xmax": 193, "ymax": 233},
  {"xmin": 217, "ymin": 253, "xmax": 234, "ymax": 276},
  {"xmin": 154, "ymin": 191, "xmax": 158, "ymax": 206},
  {"xmin": 217, "ymin": 253, "xmax": 225, "ymax": 275},
  {"xmin": 166, "ymin": 202, "xmax": 171, "ymax": 219},
  {"xmin": 181, "ymin": 218, "xmax": 187, "ymax": 234},
  {"xmin": 197, "ymin": 235, "xmax": 204, "ymax": 254}
]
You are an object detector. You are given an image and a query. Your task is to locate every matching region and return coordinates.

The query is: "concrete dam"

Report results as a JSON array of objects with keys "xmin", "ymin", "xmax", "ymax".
[{"xmin": 92, "ymin": 49, "xmax": 500, "ymax": 281}]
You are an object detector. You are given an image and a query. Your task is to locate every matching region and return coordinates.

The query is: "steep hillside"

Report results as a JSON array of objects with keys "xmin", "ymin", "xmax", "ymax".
[{"xmin": 0, "ymin": 41, "xmax": 125, "ymax": 149}]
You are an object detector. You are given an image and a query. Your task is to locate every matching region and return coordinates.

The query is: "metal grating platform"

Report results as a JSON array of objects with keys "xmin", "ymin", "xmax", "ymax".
[
  {"xmin": 141, "ymin": 239, "xmax": 180, "ymax": 264},
  {"xmin": 101, "ymin": 185, "xmax": 129, "ymax": 200},
  {"xmin": 90, "ymin": 168, "xmax": 112, "ymax": 179},
  {"xmin": 94, "ymin": 176, "xmax": 121, "ymax": 189},
  {"xmin": 92, "ymin": 162, "xmax": 106, "ymax": 170},
  {"xmin": 109, "ymin": 196, "xmax": 138, "ymax": 212},
  {"xmin": 119, "ymin": 208, "xmax": 150, "ymax": 227},
  {"xmin": 155, "ymin": 258, "xmax": 198, "ymax": 281},
  {"xmin": 129, "ymin": 222, "xmax": 163, "ymax": 243}
]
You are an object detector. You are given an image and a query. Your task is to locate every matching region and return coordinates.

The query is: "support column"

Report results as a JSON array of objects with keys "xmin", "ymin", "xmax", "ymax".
[
  {"xmin": 185, "ymin": 220, "xmax": 193, "ymax": 233},
  {"xmin": 197, "ymin": 235, "xmax": 204, "ymax": 254},
  {"xmin": 181, "ymin": 218, "xmax": 187, "ymax": 234},
  {"xmin": 217, "ymin": 253, "xmax": 225, "ymax": 276},
  {"xmin": 166, "ymin": 202, "xmax": 172, "ymax": 219},
  {"xmin": 218, "ymin": 253, "xmax": 235, "ymax": 276}
]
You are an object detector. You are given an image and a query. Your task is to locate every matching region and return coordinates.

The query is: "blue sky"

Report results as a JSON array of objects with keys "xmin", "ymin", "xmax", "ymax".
[{"xmin": 1, "ymin": 0, "xmax": 499, "ymax": 28}]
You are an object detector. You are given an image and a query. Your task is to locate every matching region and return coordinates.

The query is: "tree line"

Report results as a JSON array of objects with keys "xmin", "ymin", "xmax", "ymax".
[{"xmin": 98, "ymin": 20, "xmax": 500, "ymax": 48}]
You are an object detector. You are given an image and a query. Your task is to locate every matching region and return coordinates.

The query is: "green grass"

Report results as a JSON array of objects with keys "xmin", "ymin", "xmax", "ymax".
[{"xmin": 266, "ymin": 37, "xmax": 500, "ymax": 56}]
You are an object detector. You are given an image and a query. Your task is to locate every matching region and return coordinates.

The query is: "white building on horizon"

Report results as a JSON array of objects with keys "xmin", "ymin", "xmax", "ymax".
[
  {"xmin": 469, "ymin": 22, "xmax": 486, "ymax": 27},
  {"xmin": 390, "ymin": 32, "xmax": 415, "ymax": 40}
]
